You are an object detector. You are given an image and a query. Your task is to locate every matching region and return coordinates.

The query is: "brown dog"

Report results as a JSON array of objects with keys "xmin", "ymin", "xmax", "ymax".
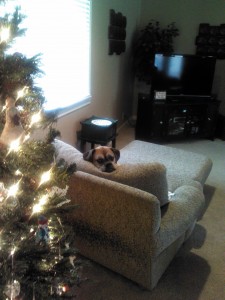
[{"xmin": 83, "ymin": 146, "xmax": 120, "ymax": 173}]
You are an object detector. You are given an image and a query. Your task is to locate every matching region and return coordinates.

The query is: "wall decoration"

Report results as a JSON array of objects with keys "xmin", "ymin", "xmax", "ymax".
[
  {"xmin": 196, "ymin": 23, "xmax": 225, "ymax": 59},
  {"xmin": 108, "ymin": 9, "xmax": 127, "ymax": 55}
]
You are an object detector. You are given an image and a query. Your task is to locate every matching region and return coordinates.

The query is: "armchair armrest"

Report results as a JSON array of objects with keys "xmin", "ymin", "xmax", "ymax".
[{"xmin": 153, "ymin": 185, "xmax": 205, "ymax": 256}]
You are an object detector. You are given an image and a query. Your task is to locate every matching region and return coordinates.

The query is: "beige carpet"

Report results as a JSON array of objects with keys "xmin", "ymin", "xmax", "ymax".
[{"xmin": 74, "ymin": 125, "xmax": 225, "ymax": 300}]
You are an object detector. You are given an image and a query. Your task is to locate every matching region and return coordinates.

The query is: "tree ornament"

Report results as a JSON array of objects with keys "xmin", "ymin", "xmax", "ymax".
[
  {"xmin": 0, "ymin": 96, "xmax": 25, "ymax": 146},
  {"xmin": 35, "ymin": 215, "xmax": 50, "ymax": 244},
  {"xmin": 69, "ymin": 255, "xmax": 76, "ymax": 268},
  {"xmin": 4, "ymin": 280, "xmax": 21, "ymax": 299},
  {"xmin": 48, "ymin": 185, "xmax": 69, "ymax": 198}
]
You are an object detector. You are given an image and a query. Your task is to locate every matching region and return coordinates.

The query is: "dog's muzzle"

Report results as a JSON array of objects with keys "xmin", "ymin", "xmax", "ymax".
[{"xmin": 104, "ymin": 162, "xmax": 116, "ymax": 173}]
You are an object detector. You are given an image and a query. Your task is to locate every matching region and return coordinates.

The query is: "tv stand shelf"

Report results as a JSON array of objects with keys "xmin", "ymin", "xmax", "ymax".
[{"xmin": 135, "ymin": 93, "xmax": 220, "ymax": 142}]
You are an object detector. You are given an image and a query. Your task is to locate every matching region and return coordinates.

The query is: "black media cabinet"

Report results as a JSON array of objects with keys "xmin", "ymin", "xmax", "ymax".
[{"xmin": 135, "ymin": 93, "xmax": 220, "ymax": 142}]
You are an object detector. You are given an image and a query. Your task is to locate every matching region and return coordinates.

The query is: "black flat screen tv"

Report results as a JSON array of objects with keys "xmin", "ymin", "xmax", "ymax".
[{"xmin": 151, "ymin": 53, "xmax": 216, "ymax": 99}]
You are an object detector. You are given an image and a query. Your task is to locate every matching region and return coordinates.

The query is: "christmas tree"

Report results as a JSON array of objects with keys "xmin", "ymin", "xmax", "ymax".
[{"xmin": 0, "ymin": 2, "xmax": 80, "ymax": 299}]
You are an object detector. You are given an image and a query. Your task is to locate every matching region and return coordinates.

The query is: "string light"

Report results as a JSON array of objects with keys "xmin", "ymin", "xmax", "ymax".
[
  {"xmin": 7, "ymin": 133, "xmax": 30, "ymax": 155},
  {"xmin": 32, "ymin": 203, "xmax": 42, "ymax": 214},
  {"xmin": 15, "ymin": 170, "xmax": 22, "ymax": 176},
  {"xmin": 30, "ymin": 228, "xmax": 34, "ymax": 233},
  {"xmin": 30, "ymin": 111, "xmax": 42, "ymax": 127},
  {"xmin": 23, "ymin": 133, "xmax": 30, "ymax": 142},
  {"xmin": 16, "ymin": 86, "xmax": 28, "ymax": 100},
  {"xmin": 39, "ymin": 169, "xmax": 52, "ymax": 187},
  {"xmin": 32, "ymin": 194, "xmax": 49, "ymax": 214},
  {"xmin": 7, "ymin": 138, "xmax": 21, "ymax": 154},
  {"xmin": 10, "ymin": 247, "xmax": 16, "ymax": 256},
  {"xmin": 7, "ymin": 181, "xmax": 20, "ymax": 198},
  {"xmin": 17, "ymin": 105, "xmax": 24, "ymax": 112},
  {"xmin": 62, "ymin": 285, "xmax": 68, "ymax": 293},
  {"xmin": 39, "ymin": 195, "xmax": 48, "ymax": 205}
]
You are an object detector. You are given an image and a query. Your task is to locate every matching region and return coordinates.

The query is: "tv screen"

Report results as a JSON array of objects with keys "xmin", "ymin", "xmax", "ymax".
[{"xmin": 151, "ymin": 54, "xmax": 216, "ymax": 98}]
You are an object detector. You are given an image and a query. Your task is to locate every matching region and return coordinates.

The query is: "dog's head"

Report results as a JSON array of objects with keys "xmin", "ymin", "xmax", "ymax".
[{"xmin": 83, "ymin": 146, "xmax": 120, "ymax": 173}]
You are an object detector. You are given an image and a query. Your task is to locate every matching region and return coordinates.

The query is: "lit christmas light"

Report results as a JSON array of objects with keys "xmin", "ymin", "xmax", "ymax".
[
  {"xmin": 39, "ymin": 169, "xmax": 52, "ymax": 186},
  {"xmin": 23, "ymin": 133, "xmax": 30, "ymax": 142},
  {"xmin": 16, "ymin": 86, "xmax": 28, "ymax": 100},
  {"xmin": 32, "ymin": 203, "xmax": 42, "ymax": 214},
  {"xmin": 0, "ymin": 26, "xmax": 10, "ymax": 42},
  {"xmin": 16, "ymin": 105, "xmax": 24, "ymax": 112},
  {"xmin": 62, "ymin": 285, "xmax": 69, "ymax": 293},
  {"xmin": 32, "ymin": 195, "xmax": 48, "ymax": 214},
  {"xmin": 7, "ymin": 181, "xmax": 20, "ymax": 198},
  {"xmin": 30, "ymin": 111, "xmax": 42, "ymax": 127},
  {"xmin": 57, "ymin": 286, "xmax": 63, "ymax": 296},
  {"xmin": 15, "ymin": 170, "xmax": 22, "ymax": 176},
  {"xmin": 39, "ymin": 195, "xmax": 48, "ymax": 205},
  {"xmin": 10, "ymin": 247, "xmax": 16, "ymax": 256},
  {"xmin": 8, "ymin": 138, "xmax": 21, "ymax": 154},
  {"xmin": 17, "ymin": 90, "xmax": 23, "ymax": 100}
]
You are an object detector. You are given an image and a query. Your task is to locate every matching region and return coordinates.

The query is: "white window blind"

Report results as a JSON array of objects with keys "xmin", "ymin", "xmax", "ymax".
[{"xmin": 4, "ymin": 0, "xmax": 91, "ymax": 115}]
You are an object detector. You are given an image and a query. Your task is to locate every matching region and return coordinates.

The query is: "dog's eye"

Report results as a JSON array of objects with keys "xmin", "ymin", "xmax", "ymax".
[
  {"xmin": 97, "ymin": 158, "xmax": 104, "ymax": 164},
  {"xmin": 107, "ymin": 155, "xmax": 114, "ymax": 161}
]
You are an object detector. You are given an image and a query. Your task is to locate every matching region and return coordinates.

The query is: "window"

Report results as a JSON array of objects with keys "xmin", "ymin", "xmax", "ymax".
[{"xmin": 4, "ymin": 0, "xmax": 91, "ymax": 116}]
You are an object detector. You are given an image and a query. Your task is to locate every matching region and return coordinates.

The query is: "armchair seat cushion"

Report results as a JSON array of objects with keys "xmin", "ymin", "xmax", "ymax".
[{"xmin": 120, "ymin": 140, "xmax": 212, "ymax": 186}]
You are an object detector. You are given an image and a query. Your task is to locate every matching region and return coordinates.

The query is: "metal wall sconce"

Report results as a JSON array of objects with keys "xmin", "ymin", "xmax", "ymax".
[
  {"xmin": 108, "ymin": 9, "xmax": 127, "ymax": 55},
  {"xmin": 196, "ymin": 23, "xmax": 225, "ymax": 59}
]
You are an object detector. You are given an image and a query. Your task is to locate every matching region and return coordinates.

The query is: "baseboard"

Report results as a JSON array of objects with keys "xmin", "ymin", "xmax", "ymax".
[
  {"xmin": 118, "ymin": 116, "xmax": 137, "ymax": 132},
  {"xmin": 117, "ymin": 120, "xmax": 129, "ymax": 132}
]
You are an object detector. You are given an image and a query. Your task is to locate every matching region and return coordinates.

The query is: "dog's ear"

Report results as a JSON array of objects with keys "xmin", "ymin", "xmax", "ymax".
[
  {"xmin": 111, "ymin": 148, "xmax": 120, "ymax": 162},
  {"xmin": 83, "ymin": 149, "xmax": 96, "ymax": 162}
]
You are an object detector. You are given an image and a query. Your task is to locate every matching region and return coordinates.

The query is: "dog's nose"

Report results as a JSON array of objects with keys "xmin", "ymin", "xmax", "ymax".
[{"xmin": 105, "ymin": 163, "xmax": 115, "ymax": 173}]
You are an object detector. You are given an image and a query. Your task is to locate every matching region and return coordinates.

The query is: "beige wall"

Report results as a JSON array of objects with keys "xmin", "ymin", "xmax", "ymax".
[
  {"xmin": 55, "ymin": 0, "xmax": 141, "ymax": 146},
  {"xmin": 139, "ymin": 0, "xmax": 225, "ymax": 114},
  {"xmin": 54, "ymin": 0, "xmax": 225, "ymax": 146},
  {"xmin": 140, "ymin": 0, "xmax": 225, "ymax": 54}
]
